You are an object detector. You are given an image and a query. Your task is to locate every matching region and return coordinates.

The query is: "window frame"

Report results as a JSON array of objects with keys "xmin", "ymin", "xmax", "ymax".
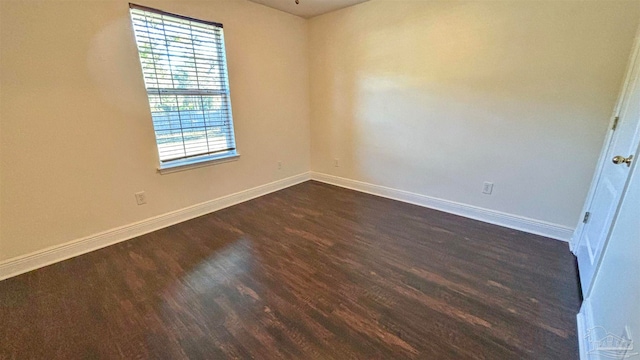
[{"xmin": 129, "ymin": 3, "xmax": 239, "ymax": 173}]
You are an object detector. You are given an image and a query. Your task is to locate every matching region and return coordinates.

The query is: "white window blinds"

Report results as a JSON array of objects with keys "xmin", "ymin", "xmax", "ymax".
[{"xmin": 129, "ymin": 4, "xmax": 237, "ymax": 165}]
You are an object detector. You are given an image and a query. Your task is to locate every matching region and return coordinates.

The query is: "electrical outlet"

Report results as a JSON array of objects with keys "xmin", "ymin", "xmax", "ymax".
[
  {"xmin": 482, "ymin": 182, "xmax": 494, "ymax": 195},
  {"xmin": 135, "ymin": 191, "xmax": 147, "ymax": 205},
  {"xmin": 278, "ymin": 161, "xmax": 282, "ymax": 170},
  {"xmin": 334, "ymin": 159, "xmax": 340, "ymax": 167}
]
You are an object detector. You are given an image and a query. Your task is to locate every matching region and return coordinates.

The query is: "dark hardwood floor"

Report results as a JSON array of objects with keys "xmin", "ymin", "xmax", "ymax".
[{"xmin": 0, "ymin": 181, "xmax": 580, "ymax": 359}]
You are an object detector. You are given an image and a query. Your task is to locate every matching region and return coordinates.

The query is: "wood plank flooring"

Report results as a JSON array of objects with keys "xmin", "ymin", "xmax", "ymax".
[{"xmin": 0, "ymin": 181, "xmax": 580, "ymax": 359}]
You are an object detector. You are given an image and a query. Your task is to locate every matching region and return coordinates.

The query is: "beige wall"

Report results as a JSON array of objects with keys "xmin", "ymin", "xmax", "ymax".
[
  {"xmin": 0, "ymin": 0, "xmax": 311, "ymax": 260},
  {"xmin": 308, "ymin": 0, "xmax": 640, "ymax": 228},
  {"xmin": 2, "ymin": 0, "xmax": 639, "ymax": 263}
]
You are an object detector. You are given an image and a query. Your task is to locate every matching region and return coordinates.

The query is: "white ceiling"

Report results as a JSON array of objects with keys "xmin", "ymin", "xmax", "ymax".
[{"xmin": 248, "ymin": 0, "xmax": 368, "ymax": 19}]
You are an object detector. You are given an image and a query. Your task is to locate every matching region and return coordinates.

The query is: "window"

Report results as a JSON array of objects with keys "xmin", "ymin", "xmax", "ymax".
[{"xmin": 129, "ymin": 4, "xmax": 237, "ymax": 171}]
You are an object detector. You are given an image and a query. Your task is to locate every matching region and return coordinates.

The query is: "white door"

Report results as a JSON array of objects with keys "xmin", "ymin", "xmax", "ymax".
[
  {"xmin": 573, "ymin": 33, "xmax": 640, "ymax": 296},
  {"xmin": 577, "ymin": 135, "xmax": 640, "ymax": 360}
]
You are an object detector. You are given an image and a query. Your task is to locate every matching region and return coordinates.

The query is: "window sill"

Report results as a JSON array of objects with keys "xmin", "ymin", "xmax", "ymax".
[{"xmin": 157, "ymin": 152, "xmax": 240, "ymax": 175}]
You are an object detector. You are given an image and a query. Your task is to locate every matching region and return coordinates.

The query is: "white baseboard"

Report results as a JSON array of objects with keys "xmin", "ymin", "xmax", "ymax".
[
  {"xmin": 577, "ymin": 301, "xmax": 589, "ymax": 360},
  {"xmin": 577, "ymin": 299, "xmax": 597, "ymax": 360},
  {"xmin": 0, "ymin": 171, "xmax": 573, "ymax": 281},
  {"xmin": 310, "ymin": 172, "xmax": 574, "ymax": 242},
  {"xmin": 0, "ymin": 172, "xmax": 311, "ymax": 281}
]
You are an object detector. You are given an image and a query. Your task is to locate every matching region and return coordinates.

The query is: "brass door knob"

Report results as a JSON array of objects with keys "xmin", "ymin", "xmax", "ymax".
[{"xmin": 612, "ymin": 155, "xmax": 634, "ymax": 167}]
